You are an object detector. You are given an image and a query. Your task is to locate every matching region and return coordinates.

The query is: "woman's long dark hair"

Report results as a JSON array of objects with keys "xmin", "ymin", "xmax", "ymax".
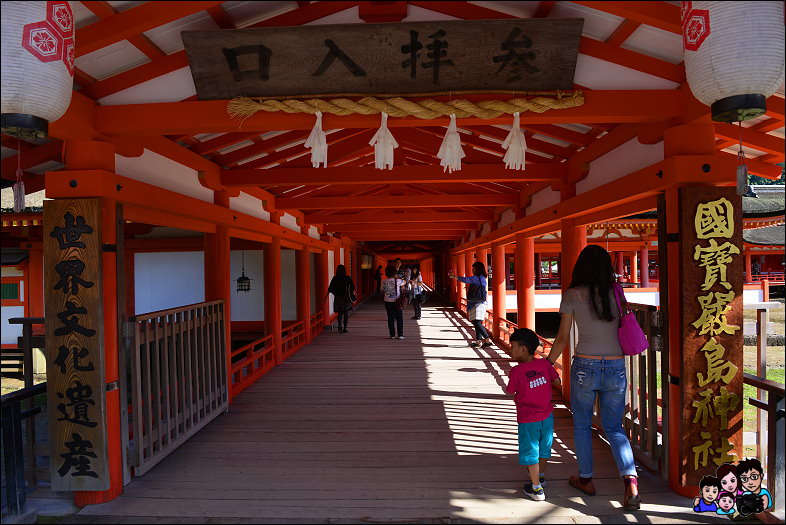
[
  {"xmin": 472, "ymin": 261, "xmax": 487, "ymax": 277},
  {"xmin": 568, "ymin": 245, "xmax": 616, "ymax": 322},
  {"xmin": 411, "ymin": 266, "xmax": 421, "ymax": 278},
  {"xmin": 336, "ymin": 264, "xmax": 347, "ymax": 277}
]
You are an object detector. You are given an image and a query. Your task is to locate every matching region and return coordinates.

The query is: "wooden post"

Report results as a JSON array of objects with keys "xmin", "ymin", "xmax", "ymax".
[
  {"xmin": 317, "ymin": 249, "xmax": 330, "ymax": 328},
  {"xmin": 449, "ymin": 254, "xmax": 457, "ymax": 305},
  {"xmin": 560, "ymin": 217, "xmax": 587, "ymax": 401},
  {"xmin": 457, "ymin": 253, "xmax": 467, "ymax": 311},
  {"xmin": 296, "ymin": 246, "xmax": 311, "ymax": 344},
  {"xmin": 744, "ymin": 253, "xmax": 752, "ymax": 283},
  {"xmin": 504, "ymin": 253, "xmax": 512, "ymax": 290},
  {"xmin": 631, "ymin": 250, "xmax": 639, "ymax": 284},
  {"xmin": 615, "ymin": 251, "xmax": 625, "ymax": 280},
  {"xmin": 264, "ymin": 237, "xmax": 283, "ymax": 364},
  {"xmin": 516, "ymin": 234, "xmax": 536, "ymax": 330},
  {"xmin": 491, "ymin": 243, "xmax": 505, "ymax": 339},
  {"xmin": 534, "ymin": 253, "xmax": 542, "ymax": 288},
  {"xmin": 640, "ymin": 247, "xmax": 650, "ymax": 287},
  {"xmin": 27, "ymin": 248, "xmax": 44, "ymax": 318}
]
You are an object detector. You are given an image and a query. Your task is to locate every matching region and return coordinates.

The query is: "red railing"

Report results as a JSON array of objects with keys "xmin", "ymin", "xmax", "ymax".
[
  {"xmin": 310, "ymin": 312, "xmax": 324, "ymax": 339},
  {"xmin": 750, "ymin": 272, "xmax": 784, "ymax": 283},
  {"xmin": 230, "ymin": 334, "xmax": 274, "ymax": 399},
  {"xmin": 281, "ymin": 320, "xmax": 307, "ymax": 359}
]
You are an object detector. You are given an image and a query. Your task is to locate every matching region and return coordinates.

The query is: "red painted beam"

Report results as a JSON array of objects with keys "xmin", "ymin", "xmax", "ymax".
[
  {"xmin": 211, "ymin": 130, "xmax": 309, "ymax": 166},
  {"xmin": 606, "ymin": 19, "xmax": 642, "ymax": 47},
  {"xmin": 221, "ymin": 163, "xmax": 565, "ymax": 186},
  {"xmin": 277, "ymin": 193, "xmax": 519, "ymax": 210}
]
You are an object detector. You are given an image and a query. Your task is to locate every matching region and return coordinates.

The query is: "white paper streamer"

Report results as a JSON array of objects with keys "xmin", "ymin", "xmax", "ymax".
[
  {"xmin": 502, "ymin": 112, "xmax": 527, "ymax": 170},
  {"xmin": 369, "ymin": 112, "xmax": 399, "ymax": 170},
  {"xmin": 304, "ymin": 111, "xmax": 328, "ymax": 168},
  {"xmin": 436, "ymin": 114, "xmax": 465, "ymax": 173}
]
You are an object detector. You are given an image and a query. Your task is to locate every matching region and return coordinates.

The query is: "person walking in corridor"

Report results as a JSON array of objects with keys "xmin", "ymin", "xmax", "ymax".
[
  {"xmin": 544, "ymin": 244, "xmax": 640, "ymax": 511},
  {"xmin": 374, "ymin": 265, "xmax": 383, "ymax": 296},
  {"xmin": 327, "ymin": 264, "xmax": 355, "ymax": 333},
  {"xmin": 449, "ymin": 261, "xmax": 491, "ymax": 348},
  {"xmin": 410, "ymin": 266, "xmax": 425, "ymax": 320},
  {"xmin": 381, "ymin": 265, "xmax": 406, "ymax": 339}
]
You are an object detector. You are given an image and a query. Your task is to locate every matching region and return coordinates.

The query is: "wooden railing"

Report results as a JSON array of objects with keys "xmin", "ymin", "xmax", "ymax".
[
  {"xmin": 230, "ymin": 334, "xmax": 274, "ymax": 399},
  {"xmin": 617, "ymin": 303, "xmax": 664, "ymax": 473},
  {"xmin": 281, "ymin": 320, "xmax": 307, "ymax": 359},
  {"xmin": 1, "ymin": 382, "xmax": 47, "ymax": 518},
  {"xmin": 743, "ymin": 372, "xmax": 785, "ymax": 506},
  {"xmin": 129, "ymin": 300, "xmax": 228, "ymax": 476},
  {"xmin": 750, "ymin": 272, "xmax": 785, "ymax": 283},
  {"xmin": 310, "ymin": 312, "xmax": 323, "ymax": 339}
]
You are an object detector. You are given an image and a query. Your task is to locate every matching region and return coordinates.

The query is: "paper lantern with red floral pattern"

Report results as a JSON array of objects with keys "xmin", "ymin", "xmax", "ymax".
[
  {"xmin": 682, "ymin": 1, "xmax": 784, "ymax": 122},
  {"xmin": 1, "ymin": 1, "xmax": 75, "ymax": 138}
]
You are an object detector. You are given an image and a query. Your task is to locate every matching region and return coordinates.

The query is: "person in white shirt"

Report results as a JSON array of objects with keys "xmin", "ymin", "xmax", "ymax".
[
  {"xmin": 410, "ymin": 266, "xmax": 425, "ymax": 320},
  {"xmin": 380, "ymin": 265, "xmax": 407, "ymax": 339}
]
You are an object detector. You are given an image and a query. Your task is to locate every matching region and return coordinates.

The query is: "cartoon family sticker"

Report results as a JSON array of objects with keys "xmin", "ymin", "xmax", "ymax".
[{"xmin": 692, "ymin": 458, "xmax": 773, "ymax": 518}]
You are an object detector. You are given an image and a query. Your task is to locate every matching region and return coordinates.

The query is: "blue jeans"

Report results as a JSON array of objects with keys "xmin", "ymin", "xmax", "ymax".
[{"xmin": 570, "ymin": 357, "xmax": 637, "ymax": 478}]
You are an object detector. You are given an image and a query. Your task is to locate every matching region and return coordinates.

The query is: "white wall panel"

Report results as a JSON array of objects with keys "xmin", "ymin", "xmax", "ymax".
[
  {"xmin": 230, "ymin": 192, "xmax": 271, "ymax": 221},
  {"xmin": 115, "ymin": 149, "xmax": 214, "ymax": 203},
  {"xmin": 526, "ymin": 187, "xmax": 560, "ymax": 215},
  {"xmin": 135, "ymin": 252, "xmax": 204, "ymax": 315},
  {"xmin": 280, "ymin": 213, "xmax": 301, "ymax": 232},
  {"xmin": 98, "ymin": 67, "xmax": 197, "ymax": 106},
  {"xmin": 574, "ymin": 54, "xmax": 680, "ymax": 90},
  {"xmin": 1, "ymin": 306, "xmax": 25, "ymax": 345},
  {"xmin": 579, "ymin": 139, "xmax": 664, "ymax": 195}
]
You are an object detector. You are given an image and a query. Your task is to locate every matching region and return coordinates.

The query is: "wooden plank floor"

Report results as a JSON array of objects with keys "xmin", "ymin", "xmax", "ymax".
[{"xmin": 68, "ymin": 299, "xmax": 720, "ymax": 524}]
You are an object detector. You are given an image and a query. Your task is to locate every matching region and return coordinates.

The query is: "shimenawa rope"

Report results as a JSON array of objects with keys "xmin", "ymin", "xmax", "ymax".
[{"xmin": 227, "ymin": 92, "xmax": 584, "ymax": 120}]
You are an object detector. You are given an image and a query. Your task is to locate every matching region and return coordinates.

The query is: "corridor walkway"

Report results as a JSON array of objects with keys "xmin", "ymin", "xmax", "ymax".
[{"xmin": 67, "ymin": 300, "xmax": 717, "ymax": 524}]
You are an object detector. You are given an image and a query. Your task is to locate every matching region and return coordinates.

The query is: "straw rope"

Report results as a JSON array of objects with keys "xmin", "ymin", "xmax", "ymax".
[{"xmin": 227, "ymin": 92, "xmax": 584, "ymax": 120}]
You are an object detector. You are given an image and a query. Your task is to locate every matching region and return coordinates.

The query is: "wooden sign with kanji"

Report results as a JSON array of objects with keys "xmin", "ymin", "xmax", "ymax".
[
  {"xmin": 182, "ymin": 18, "xmax": 584, "ymax": 99},
  {"xmin": 44, "ymin": 198, "xmax": 109, "ymax": 491},
  {"xmin": 679, "ymin": 186, "xmax": 744, "ymax": 486}
]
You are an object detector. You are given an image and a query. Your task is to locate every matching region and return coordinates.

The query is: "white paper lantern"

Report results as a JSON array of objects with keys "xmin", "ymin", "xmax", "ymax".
[
  {"xmin": 1, "ymin": 1, "xmax": 75, "ymax": 138},
  {"xmin": 682, "ymin": 1, "xmax": 784, "ymax": 122}
]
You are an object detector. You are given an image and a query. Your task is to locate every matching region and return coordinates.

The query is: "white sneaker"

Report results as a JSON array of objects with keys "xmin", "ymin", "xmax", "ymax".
[
  {"xmin": 390, "ymin": 336, "xmax": 397, "ymax": 339},
  {"xmin": 398, "ymin": 335, "xmax": 405, "ymax": 339}
]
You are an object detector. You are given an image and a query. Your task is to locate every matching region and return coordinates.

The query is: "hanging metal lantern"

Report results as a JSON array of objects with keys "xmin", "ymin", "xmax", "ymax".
[
  {"xmin": 1, "ymin": 1, "xmax": 75, "ymax": 139},
  {"xmin": 682, "ymin": 1, "xmax": 784, "ymax": 122},
  {"xmin": 235, "ymin": 251, "xmax": 253, "ymax": 292}
]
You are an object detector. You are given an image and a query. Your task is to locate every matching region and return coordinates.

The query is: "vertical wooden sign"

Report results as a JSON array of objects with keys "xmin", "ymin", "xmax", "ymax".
[
  {"xmin": 679, "ymin": 186, "xmax": 743, "ymax": 486},
  {"xmin": 44, "ymin": 199, "xmax": 108, "ymax": 491}
]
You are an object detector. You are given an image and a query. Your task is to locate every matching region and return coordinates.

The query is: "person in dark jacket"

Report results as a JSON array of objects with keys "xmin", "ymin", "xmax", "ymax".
[{"xmin": 327, "ymin": 264, "xmax": 356, "ymax": 333}]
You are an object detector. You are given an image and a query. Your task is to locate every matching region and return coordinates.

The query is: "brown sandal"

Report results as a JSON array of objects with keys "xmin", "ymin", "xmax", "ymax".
[{"xmin": 569, "ymin": 476, "xmax": 597, "ymax": 496}]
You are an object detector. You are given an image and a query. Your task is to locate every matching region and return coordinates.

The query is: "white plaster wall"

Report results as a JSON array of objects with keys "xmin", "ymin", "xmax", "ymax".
[
  {"xmin": 1, "ymin": 306, "xmax": 25, "ymax": 345},
  {"xmin": 281, "ymin": 249, "xmax": 297, "ymax": 321},
  {"xmin": 280, "ymin": 213, "xmax": 300, "ymax": 232},
  {"xmin": 230, "ymin": 192, "xmax": 270, "ymax": 221},
  {"xmin": 98, "ymin": 66, "xmax": 197, "ymax": 105},
  {"xmin": 526, "ymin": 187, "xmax": 561, "ymax": 215},
  {"xmin": 115, "ymin": 150, "xmax": 214, "ymax": 203},
  {"xmin": 744, "ymin": 288, "xmax": 764, "ymax": 304},
  {"xmin": 134, "ymin": 251, "xmax": 205, "ymax": 315},
  {"xmin": 308, "ymin": 226, "xmax": 320, "ymax": 239},
  {"xmin": 573, "ymin": 54, "xmax": 680, "ymax": 90},
  {"xmin": 468, "ymin": 231, "xmax": 476, "ymax": 241},
  {"xmin": 498, "ymin": 208, "xmax": 516, "ymax": 227},
  {"xmin": 578, "ymin": 139, "xmax": 664, "ymax": 194},
  {"xmin": 230, "ymin": 250, "xmax": 264, "ymax": 321},
  {"xmin": 481, "ymin": 222, "xmax": 492, "ymax": 236}
]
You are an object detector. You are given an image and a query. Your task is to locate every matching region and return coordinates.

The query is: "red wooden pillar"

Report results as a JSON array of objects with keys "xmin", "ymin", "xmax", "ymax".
[
  {"xmin": 744, "ymin": 252, "xmax": 752, "ymax": 283},
  {"xmin": 491, "ymin": 242, "xmax": 505, "ymax": 339},
  {"xmin": 640, "ymin": 247, "xmax": 650, "ymax": 287},
  {"xmin": 560, "ymin": 218, "xmax": 587, "ymax": 401},
  {"xmin": 516, "ymin": 234, "xmax": 536, "ymax": 330},
  {"xmin": 317, "ymin": 249, "xmax": 330, "ymax": 327},
  {"xmin": 296, "ymin": 246, "xmax": 311, "ymax": 343},
  {"xmin": 534, "ymin": 253, "xmax": 542, "ymax": 288},
  {"xmin": 63, "ymin": 140, "xmax": 123, "ymax": 505},
  {"xmin": 631, "ymin": 250, "xmax": 639, "ymax": 284},
  {"xmin": 27, "ymin": 247, "xmax": 44, "ymax": 317},
  {"xmin": 264, "ymin": 237, "xmax": 282, "ymax": 364},
  {"xmin": 204, "ymin": 191, "xmax": 232, "ymax": 394},
  {"xmin": 615, "ymin": 251, "xmax": 624, "ymax": 279},
  {"xmin": 449, "ymin": 254, "xmax": 457, "ymax": 304},
  {"xmin": 480, "ymin": 248, "xmax": 489, "ymax": 270},
  {"xmin": 457, "ymin": 252, "xmax": 467, "ymax": 310}
]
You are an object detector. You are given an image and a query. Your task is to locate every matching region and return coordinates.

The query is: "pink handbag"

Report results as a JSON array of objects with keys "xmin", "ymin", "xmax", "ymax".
[{"xmin": 613, "ymin": 283, "xmax": 648, "ymax": 356}]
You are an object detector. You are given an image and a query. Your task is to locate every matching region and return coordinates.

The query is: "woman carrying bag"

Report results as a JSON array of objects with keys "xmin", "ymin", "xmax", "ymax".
[
  {"xmin": 544, "ymin": 245, "xmax": 641, "ymax": 511},
  {"xmin": 327, "ymin": 264, "xmax": 356, "ymax": 333},
  {"xmin": 410, "ymin": 266, "xmax": 425, "ymax": 320},
  {"xmin": 449, "ymin": 261, "xmax": 491, "ymax": 348}
]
